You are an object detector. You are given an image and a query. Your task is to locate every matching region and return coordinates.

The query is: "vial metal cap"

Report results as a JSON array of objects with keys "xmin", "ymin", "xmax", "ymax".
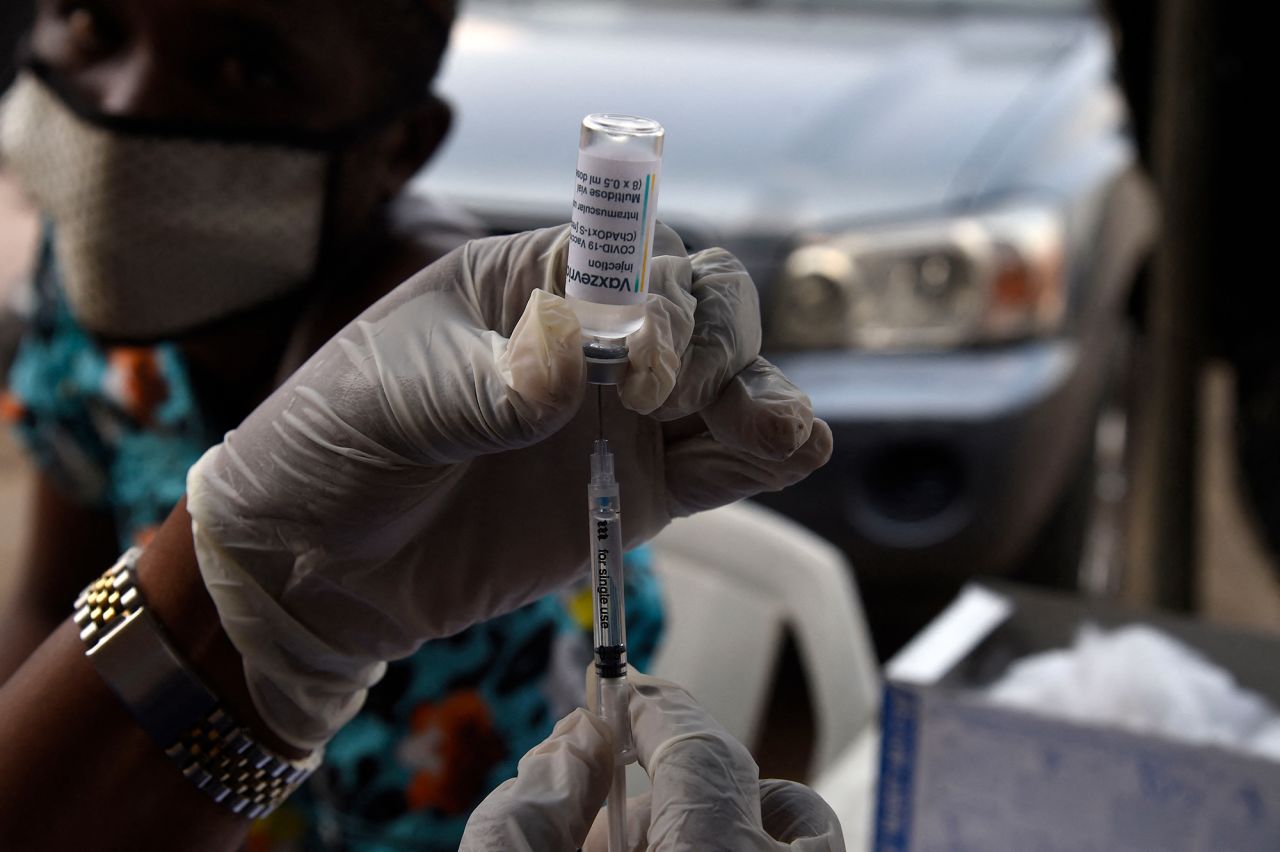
[{"xmin": 584, "ymin": 342, "xmax": 629, "ymax": 385}]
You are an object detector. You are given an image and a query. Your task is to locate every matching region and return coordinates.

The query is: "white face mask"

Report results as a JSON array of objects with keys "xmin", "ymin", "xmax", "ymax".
[{"xmin": 0, "ymin": 69, "xmax": 331, "ymax": 340}]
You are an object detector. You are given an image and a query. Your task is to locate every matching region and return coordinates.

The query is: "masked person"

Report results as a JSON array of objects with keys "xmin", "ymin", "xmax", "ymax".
[
  {"xmin": 0, "ymin": 1, "xmax": 673, "ymax": 849},
  {"xmin": 0, "ymin": 1, "xmax": 834, "ymax": 849}
]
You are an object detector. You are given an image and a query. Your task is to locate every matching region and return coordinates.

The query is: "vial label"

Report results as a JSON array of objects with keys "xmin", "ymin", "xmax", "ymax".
[{"xmin": 566, "ymin": 150, "xmax": 661, "ymax": 307}]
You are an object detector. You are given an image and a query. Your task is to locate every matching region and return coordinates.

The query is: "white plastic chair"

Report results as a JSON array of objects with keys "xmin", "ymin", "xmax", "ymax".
[{"xmin": 645, "ymin": 500, "xmax": 879, "ymax": 779}]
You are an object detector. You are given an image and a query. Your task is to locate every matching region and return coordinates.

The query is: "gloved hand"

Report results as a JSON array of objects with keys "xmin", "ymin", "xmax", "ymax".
[
  {"xmin": 186, "ymin": 225, "xmax": 832, "ymax": 750},
  {"xmin": 460, "ymin": 671, "xmax": 845, "ymax": 851}
]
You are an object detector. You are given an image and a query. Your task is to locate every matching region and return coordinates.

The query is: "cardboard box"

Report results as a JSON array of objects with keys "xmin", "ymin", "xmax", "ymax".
[{"xmin": 874, "ymin": 583, "xmax": 1280, "ymax": 852}]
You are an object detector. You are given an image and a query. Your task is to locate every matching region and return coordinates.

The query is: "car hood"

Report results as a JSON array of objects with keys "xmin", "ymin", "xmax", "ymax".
[{"xmin": 418, "ymin": 2, "xmax": 1089, "ymax": 238}]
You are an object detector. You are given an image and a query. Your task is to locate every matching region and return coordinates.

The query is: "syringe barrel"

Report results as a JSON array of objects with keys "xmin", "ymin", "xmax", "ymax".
[
  {"xmin": 590, "ymin": 504, "xmax": 627, "ymax": 656},
  {"xmin": 566, "ymin": 114, "xmax": 664, "ymax": 341}
]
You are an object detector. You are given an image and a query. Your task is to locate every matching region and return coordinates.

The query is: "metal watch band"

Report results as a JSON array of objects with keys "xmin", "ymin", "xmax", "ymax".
[{"xmin": 73, "ymin": 549, "xmax": 320, "ymax": 819}]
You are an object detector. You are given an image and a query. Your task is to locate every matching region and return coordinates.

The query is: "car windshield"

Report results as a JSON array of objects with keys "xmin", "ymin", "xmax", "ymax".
[
  {"xmin": 797, "ymin": 0, "xmax": 1088, "ymax": 8},
  {"xmin": 827, "ymin": 0, "xmax": 1089, "ymax": 9},
  {"xmin": 822, "ymin": 0, "xmax": 1090, "ymax": 10},
  {"xmin": 522, "ymin": 0, "xmax": 1094, "ymax": 12}
]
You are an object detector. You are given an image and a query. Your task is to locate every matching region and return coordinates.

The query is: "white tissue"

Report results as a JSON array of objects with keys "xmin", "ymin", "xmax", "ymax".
[{"xmin": 986, "ymin": 624, "xmax": 1280, "ymax": 762}]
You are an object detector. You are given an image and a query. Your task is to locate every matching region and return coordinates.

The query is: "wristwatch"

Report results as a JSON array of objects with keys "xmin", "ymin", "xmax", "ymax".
[{"xmin": 73, "ymin": 548, "xmax": 320, "ymax": 819}]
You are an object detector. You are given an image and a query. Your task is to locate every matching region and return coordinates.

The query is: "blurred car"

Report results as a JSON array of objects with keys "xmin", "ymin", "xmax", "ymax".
[{"xmin": 415, "ymin": 0, "xmax": 1157, "ymax": 649}]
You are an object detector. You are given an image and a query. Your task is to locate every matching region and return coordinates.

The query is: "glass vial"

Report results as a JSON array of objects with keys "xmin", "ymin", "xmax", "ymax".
[{"xmin": 565, "ymin": 114, "xmax": 664, "ymax": 340}]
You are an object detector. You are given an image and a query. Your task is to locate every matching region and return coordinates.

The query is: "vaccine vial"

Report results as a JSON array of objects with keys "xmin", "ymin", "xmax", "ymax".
[{"xmin": 566, "ymin": 114, "xmax": 664, "ymax": 341}]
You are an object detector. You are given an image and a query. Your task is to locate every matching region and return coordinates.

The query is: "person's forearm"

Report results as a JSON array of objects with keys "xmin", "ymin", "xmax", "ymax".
[
  {"xmin": 0, "ymin": 620, "xmax": 249, "ymax": 851},
  {"xmin": 0, "ymin": 474, "xmax": 123, "ymax": 684},
  {"xmin": 0, "ymin": 499, "xmax": 301, "ymax": 850},
  {"xmin": 0, "ymin": 605, "xmax": 60, "ymax": 684},
  {"xmin": 134, "ymin": 499, "xmax": 307, "ymax": 760}
]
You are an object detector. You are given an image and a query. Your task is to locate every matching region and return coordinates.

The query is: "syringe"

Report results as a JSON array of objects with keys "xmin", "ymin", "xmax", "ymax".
[
  {"xmin": 567, "ymin": 112, "xmax": 663, "ymax": 852},
  {"xmin": 587, "ymin": 414, "xmax": 635, "ymax": 852}
]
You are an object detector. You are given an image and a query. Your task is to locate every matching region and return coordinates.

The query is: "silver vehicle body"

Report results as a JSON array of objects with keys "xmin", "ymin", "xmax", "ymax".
[{"xmin": 415, "ymin": 0, "xmax": 1157, "ymax": 642}]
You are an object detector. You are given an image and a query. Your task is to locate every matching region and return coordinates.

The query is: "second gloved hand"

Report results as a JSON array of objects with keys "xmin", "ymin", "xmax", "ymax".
[
  {"xmin": 187, "ymin": 225, "xmax": 832, "ymax": 750},
  {"xmin": 461, "ymin": 670, "xmax": 846, "ymax": 851}
]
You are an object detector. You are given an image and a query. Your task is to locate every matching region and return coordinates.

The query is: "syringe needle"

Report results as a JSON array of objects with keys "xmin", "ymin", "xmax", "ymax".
[{"xmin": 597, "ymin": 384, "xmax": 604, "ymax": 440}]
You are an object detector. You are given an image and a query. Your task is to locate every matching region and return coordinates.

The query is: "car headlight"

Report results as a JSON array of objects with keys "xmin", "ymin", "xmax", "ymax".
[{"xmin": 769, "ymin": 201, "xmax": 1066, "ymax": 351}]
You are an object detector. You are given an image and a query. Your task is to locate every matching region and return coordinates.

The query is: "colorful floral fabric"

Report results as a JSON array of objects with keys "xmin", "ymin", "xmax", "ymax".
[
  {"xmin": 4, "ymin": 234, "xmax": 202, "ymax": 546},
  {"xmin": 6, "ymin": 230, "xmax": 664, "ymax": 851}
]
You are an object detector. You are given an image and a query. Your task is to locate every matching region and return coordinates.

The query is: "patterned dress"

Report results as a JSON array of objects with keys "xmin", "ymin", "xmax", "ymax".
[{"xmin": 3, "ymin": 230, "xmax": 664, "ymax": 851}]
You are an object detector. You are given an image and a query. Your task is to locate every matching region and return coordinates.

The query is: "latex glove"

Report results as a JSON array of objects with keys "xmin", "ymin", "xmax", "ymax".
[
  {"xmin": 186, "ymin": 225, "xmax": 832, "ymax": 751},
  {"xmin": 459, "ymin": 708, "xmax": 616, "ymax": 852},
  {"xmin": 460, "ymin": 671, "xmax": 845, "ymax": 851}
]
